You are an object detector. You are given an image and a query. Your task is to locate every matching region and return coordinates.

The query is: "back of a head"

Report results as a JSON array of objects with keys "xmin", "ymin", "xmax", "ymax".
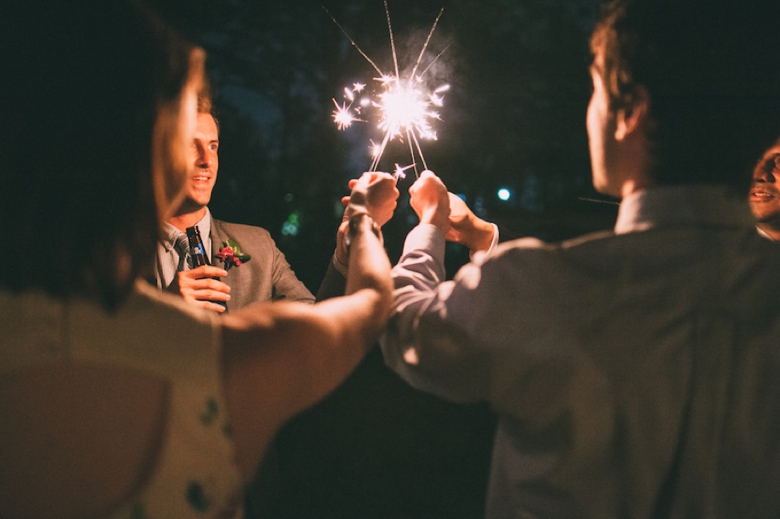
[
  {"xmin": 592, "ymin": 0, "xmax": 780, "ymax": 190},
  {"xmin": 0, "ymin": 0, "xmax": 199, "ymax": 308}
]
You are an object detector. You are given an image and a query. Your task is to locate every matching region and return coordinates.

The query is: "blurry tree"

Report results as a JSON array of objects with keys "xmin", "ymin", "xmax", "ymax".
[{"xmin": 149, "ymin": 0, "xmax": 609, "ymax": 288}]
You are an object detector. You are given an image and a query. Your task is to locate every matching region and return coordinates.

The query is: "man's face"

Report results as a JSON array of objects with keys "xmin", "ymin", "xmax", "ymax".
[
  {"xmin": 183, "ymin": 112, "xmax": 219, "ymax": 210},
  {"xmin": 750, "ymin": 142, "xmax": 780, "ymax": 231},
  {"xmin": 586, "ymin": 51, "xmax": 619, "ymax": 196}
]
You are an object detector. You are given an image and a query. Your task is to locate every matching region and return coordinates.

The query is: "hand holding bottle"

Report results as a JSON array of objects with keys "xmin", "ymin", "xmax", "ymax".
[{"xmin": 175, "ymin": 266, "xmax": 230, "ymax": 313}]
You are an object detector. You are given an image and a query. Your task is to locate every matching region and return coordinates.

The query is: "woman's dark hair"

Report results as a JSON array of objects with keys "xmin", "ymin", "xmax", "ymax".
[
  {"xmin": 590, "ymin": 0, "xmax": 780, "ymax": 190},
  {"xmin": 0, "ymin": 0, "xmax": 203, "ymax": 309}
]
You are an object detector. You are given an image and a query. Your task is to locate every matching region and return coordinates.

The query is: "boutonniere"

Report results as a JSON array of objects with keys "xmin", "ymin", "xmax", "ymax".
[{"xmin": 215, "ymin": 240, "xmax": 251, "ymax": 271}]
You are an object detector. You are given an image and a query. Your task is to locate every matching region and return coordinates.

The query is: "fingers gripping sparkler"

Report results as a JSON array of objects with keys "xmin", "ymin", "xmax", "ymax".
[{"xmin": 326, "ymin": 2, "xmax": 449, "ymax": 180}]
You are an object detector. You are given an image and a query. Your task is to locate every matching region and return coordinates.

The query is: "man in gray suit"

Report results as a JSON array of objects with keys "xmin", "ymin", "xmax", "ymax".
[
  {"xmin": 154, "ymin": 102, "xmax": 315, "ymax": 311},
  {"xmin": 153, "ymin": 98, "xmax": 316, "ymax": 518}
]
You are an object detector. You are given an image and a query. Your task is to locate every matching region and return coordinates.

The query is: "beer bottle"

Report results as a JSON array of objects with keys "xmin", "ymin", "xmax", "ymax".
[{"xmin": 185, "ymin": 226, "xmax": 227, "ymax": 311}]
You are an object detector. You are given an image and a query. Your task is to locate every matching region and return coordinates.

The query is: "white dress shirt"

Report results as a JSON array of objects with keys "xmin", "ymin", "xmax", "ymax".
[{"xmin": 383, "ymin": 184, "xmax": 780, "ymax": 518}]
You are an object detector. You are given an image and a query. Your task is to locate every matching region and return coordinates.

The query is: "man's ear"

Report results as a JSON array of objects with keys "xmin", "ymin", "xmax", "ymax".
[{"xmin": 614, "ymin": 85, "xmax": 650, "ymax": 141}]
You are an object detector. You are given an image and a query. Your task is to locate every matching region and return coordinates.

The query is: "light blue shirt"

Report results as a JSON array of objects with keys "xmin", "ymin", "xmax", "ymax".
[{"xmin": 383, "ymin": 184, "xmax": 780, "ymax": 518}]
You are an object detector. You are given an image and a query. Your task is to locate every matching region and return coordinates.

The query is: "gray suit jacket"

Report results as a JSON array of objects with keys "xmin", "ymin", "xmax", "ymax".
[{"xmin": 210, "ymin": 218, "xmax": 314, "ymax": 310}]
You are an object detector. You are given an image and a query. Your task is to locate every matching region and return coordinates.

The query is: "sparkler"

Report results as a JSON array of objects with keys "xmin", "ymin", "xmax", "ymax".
[{"xmin": 327, "ymin": 1, "xmax": 449, "ymax": 179}]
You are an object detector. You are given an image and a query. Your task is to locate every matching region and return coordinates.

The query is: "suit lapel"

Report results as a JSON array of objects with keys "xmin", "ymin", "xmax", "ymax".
[{"xmin": 210, "ymin": 218, "xmax": 240, "ymax": 311}]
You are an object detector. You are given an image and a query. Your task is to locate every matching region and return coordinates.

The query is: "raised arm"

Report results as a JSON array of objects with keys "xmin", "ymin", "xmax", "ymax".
[
  {"xmin": 219, "ymin": 172, "xmax": 394, "ymax": 478},
  {"xmin": 380, "ymin": 170, "xmax": 494, "ymax": 404},
  {"xmin": 317, "ymin": 171, "xmax": 399, "ymax": 301}
]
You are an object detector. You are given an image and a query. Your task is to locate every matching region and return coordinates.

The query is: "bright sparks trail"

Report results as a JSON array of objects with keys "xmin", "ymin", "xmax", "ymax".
[{"xmin": 327, "ymin": 2, "xmax": 449, "ymax": 178}]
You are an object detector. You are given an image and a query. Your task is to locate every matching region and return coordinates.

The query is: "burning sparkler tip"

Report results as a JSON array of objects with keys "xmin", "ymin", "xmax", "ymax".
[
  {"xmin": 393, "ymin": 163, "xmax": 415, "ymax": 180},
  {"xmin": 330, "ymin": 3, "xmax": 449, "ymax": 173},
  {"xmin": 332, "ymin": 98, "xmax": 356, "ymax": 130}
]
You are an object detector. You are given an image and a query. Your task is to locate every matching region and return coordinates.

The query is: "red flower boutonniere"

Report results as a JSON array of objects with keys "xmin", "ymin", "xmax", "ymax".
[{"xmin": 215, "ymin": 240, "xmax": 251, "ymax": 271}]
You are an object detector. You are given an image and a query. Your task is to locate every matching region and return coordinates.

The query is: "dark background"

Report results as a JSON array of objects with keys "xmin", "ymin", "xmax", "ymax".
[{"xmin": 148, "ymin": 1, "xmax": 616, "ymax": 517}]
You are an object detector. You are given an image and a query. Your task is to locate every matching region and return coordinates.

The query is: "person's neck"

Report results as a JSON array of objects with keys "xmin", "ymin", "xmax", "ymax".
[{"xmin": 169, "ymin": 207, "xmax": 207, "ymax": 232}]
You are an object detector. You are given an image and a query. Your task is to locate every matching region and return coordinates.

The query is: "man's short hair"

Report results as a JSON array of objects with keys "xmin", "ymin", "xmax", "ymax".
[{"xmin": 591, "ymin": 0, "xmax": 780, "ymax": 190}]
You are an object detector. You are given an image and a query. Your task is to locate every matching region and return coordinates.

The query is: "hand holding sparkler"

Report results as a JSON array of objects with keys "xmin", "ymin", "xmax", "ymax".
[
  {"xmin": 408, "ymin": 170, "xmax": 451, "ymax": 233},
  {"xmin": 345, "ymin": 172, "xmax": 400, "ymax": 226},
  {"xmin": 335, "ymin": 172, "xmax": 399, "ymax": 266}
]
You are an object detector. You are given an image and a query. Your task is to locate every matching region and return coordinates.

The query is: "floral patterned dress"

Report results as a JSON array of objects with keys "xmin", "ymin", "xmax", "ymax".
[{"xmin": 0, "ymin": 281, "xmax": 245, "ymax": 518}]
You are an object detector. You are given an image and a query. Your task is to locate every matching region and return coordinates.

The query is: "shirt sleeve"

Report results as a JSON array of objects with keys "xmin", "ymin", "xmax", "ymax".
[{"xmin": 381, "ymin": 224, "xmax": 492, "ymax": 403}]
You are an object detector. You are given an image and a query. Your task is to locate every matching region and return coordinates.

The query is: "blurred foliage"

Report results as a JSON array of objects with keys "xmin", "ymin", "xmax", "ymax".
[{"xmin": 149, "ymin": 0, "xmax": 612, "ymax": 291}]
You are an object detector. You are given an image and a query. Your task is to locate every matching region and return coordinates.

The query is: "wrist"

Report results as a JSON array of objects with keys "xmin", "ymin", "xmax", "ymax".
[
  {"xmin": 332, "ymin": 251, "xmax": 349, "ymax": 276},
  {"xmin": 468, "ymin": 219, "xmax": 495, "ymax": 253},
  {"xmin": 420, "ymin": 210, "xmax": 448, "ymax": 233},
  {"xmin": 347, "ymin": 190, "xmax": 369, "ymax": 213},
  {"xmin": 344, "ymin": 212, "xmax": 381, "ymax": 252}
]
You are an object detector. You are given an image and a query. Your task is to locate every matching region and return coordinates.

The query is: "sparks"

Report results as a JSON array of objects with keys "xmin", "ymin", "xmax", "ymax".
[
  {"xmin": 376, "ymin": 78, "xmax": 438, "ymax": 141},
  {"xmin": 393, "ymin": 163, "xmax": 415, "ymax": 180},
  {"xmin": 326, "ymin": 2, "xmax": 449, "ymax": 178},
  {"xmin": 332, "ymin": 99, "xmax": 356, "ymax": 130},
  {"xmin": 369, "ymin": 139, "xmax": 382, "ymax": 158}
]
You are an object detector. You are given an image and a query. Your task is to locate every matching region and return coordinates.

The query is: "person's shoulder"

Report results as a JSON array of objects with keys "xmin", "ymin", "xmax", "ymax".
[
  {"xmin": 490, "ymin": 229, "xmax": 615, "ymax": 260},
  {"xmin": 212, "ymin": 218, "xmax": 273, "ymax": 241},
  {"xmin": 472, "ymin": 229, "xmax": 619, "ymax": 283}
]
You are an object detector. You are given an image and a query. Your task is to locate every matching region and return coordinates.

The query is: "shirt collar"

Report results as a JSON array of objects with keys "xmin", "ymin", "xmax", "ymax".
[
  {"xmin": 195, "ymin": 208, "xmax": 212, "ymax": 250},
  {"xmin": 614, "ymin": 184, "xmax": 755, "ymax": 235},
  {"xmin": 757, "ymin": 226, "xmax": 777, "ymax": 241}
]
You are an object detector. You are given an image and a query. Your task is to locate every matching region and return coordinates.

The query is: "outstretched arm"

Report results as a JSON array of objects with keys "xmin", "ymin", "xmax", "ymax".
[
  {"xmin": 220, "ymin": 172, "xmax": 394, "ymax": 479},
  {"xmin": 381, "ymin": 170, "xmax": 492, "ymax": 403},
  {"xmin": 318, "ymin": 172, "xmax": 399, "ymax": 301}
]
